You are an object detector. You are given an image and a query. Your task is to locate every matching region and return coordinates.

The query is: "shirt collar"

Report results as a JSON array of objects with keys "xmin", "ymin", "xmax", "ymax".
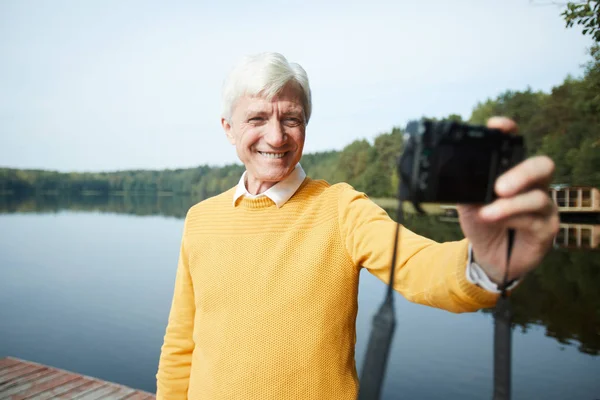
[{"xmin": 233, "ymin": 163, "xmax": 306, "ymax": 208}]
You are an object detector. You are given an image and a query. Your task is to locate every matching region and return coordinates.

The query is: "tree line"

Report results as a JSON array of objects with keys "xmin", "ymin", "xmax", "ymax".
[{"xmin": 2, "ymin": 3, "xmax": 599, "ymax": 199}]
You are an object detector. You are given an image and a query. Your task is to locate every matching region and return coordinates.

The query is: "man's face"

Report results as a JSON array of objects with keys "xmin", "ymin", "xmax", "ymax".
[{"xmin": 222, "ymin": 83, "xmax": 306, "ymax": 194}]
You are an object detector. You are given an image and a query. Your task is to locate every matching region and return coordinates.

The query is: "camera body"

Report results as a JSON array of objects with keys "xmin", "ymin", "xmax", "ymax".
[{"xmin": 398, "ymin": 119, "xmax": 525, "ymax": 208}]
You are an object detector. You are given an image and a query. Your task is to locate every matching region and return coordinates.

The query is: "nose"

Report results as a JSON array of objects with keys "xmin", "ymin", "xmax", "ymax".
[{"xmin": 264, "ymin": 120, "xmax": 287, "ymax": 148}]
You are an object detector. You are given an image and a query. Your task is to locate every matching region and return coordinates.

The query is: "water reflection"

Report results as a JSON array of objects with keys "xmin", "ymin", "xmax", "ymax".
[
  {"xmin": 0, "ymin": 193, "xmax": 198, "ymax": 219},
  {"xmin": 554, "ymin": 223, "xmax": 600, "ymax": 250},
  {"xmin": 508, "ymin": 250, "xmax": 600, "ymax": 356},
  {"xmin": 1, "ymin": 193, "xmax": 599, "ymax": 356}
]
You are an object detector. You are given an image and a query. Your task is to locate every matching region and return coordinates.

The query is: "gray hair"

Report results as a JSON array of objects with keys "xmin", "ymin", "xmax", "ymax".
[{"xmin": 221, "ymin": 52, "xmax": 312, "ymax": 124}]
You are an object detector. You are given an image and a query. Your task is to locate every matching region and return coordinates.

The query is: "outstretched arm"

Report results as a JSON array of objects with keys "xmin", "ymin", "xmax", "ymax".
[{"xmin": 338, "ymin": 187, "xmax": 498, "ymax": 313}]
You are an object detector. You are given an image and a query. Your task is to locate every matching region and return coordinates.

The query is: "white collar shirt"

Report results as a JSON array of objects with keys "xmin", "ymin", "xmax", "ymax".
[{"xmin": 232, "ymin": 163, "xmax": 306, "ymax": 208}]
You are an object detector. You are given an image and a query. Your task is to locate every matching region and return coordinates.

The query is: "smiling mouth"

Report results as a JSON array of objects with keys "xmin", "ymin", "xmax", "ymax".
[{"xmin": 258, "ymin": 151, "xmax": 287, "ymax": 159}]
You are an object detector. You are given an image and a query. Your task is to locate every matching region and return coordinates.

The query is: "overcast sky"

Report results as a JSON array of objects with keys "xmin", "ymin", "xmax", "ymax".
[{"xmin": 0, "ymin": 0, "xmax": 594, "ymax": 172}]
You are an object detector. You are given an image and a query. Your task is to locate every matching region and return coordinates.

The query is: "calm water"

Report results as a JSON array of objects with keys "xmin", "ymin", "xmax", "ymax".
[{"xmin": 0, "ymin": 194, "xmax": 598, "ymax": 399}]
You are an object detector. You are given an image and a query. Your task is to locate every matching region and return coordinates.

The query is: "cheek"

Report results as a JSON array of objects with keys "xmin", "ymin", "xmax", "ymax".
[
  {"xmin": 239, "ymin": 127, "xmax": 262, "ymax": 150},
  {"xmin": 289, "ymin": 129, "xmax": 306, "ymax": 148}
]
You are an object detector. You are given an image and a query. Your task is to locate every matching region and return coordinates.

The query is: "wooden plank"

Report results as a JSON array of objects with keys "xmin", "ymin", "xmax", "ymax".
[
  {"xmin": 0, "ymin": 359, "xmax": 155, "ymax": 400},
  {"xmin": 0, "ymin": 360, "xmax": 20, "ymax": 372},
  {"xmin": 22, "ymin": 377, "xmax": 89, "ymax": 400},
  {"xmin": 95, "ymin": 385, "xmax": 135, "ymax": 399},
  {"xmin": 0, "ymin": 370, "xmax": 60, "ymax": 397},
  {"xmin": 121, "ymin": 392, "xmax": 153, "ymax": 400},
  {"xmin": 0, "ymin": 364, "xmax": 31, "ymax": 379},
  {"xmin": 9, "ymin": 371, "xmax": 81, "ymax": 400},
  {"xmin": 72, "ymin": 383, "xmax": 120, "ymax": 399},
  {"xmin": 0, "ymin": 366, "xmax": 48, "ymax": 386},
  {"xmin": 52, "ymin": 380, "xmax": 106, "ymax": 399}
]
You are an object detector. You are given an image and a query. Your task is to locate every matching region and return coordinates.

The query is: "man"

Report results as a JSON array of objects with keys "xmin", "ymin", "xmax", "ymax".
[{"xmin": 156, "ymin": 52, "xmax": 558, "ymax": 399}]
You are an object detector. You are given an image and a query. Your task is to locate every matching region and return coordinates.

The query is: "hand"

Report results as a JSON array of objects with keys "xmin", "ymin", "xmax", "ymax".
[{"xmin": 457, "ymin": 117, "xmax": 560, "ymax": 285}]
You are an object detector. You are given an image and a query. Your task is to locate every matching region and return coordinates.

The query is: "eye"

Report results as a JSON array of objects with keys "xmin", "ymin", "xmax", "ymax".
[
  {"xmin": 283, "ymin": 118, "xmax": 303, "ymax": 127},
  {"xmin": 248, "ymin": 116, "xmax": 265, "ymax": 124}
]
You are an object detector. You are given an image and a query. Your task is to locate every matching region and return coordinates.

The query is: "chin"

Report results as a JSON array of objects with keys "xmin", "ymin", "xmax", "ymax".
[
  {"xmin": 264, "ymin": 171, "xmax": 291, "ymax": 182},
  {"xmin": 258, "ymin": 166, "xmax": 294, "ymax": 182}
]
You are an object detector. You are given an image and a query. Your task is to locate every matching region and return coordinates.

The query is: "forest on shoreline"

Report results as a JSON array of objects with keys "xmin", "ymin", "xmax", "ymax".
[{"xmin": 2, "ymin": 43, "xmax": 599, "ymax": 199}]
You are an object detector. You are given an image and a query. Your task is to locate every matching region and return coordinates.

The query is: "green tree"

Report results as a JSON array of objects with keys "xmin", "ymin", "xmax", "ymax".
[
  {"xmin": 361, "ymin": 128, "xmax": 404, "ymax": 197},
  {"xmin": 337, "ymin": 139, "xmax": 372, "ymax": 190},
  {"xmin": 562, "ymin": 1, "xmax": 600, "ymax": 42},
  {"xmin": 470, "ymin": 88, "xmax": 549, "ymax": 152}
]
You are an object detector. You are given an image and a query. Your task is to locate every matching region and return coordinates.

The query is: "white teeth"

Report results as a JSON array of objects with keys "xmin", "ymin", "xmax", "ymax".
[{"xmin": 258, "ymin": 151, "xmax": 286, "ymax": 159}]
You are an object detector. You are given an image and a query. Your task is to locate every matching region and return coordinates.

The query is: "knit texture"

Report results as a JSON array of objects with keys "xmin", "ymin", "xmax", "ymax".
[{"xmin": 156, "ymin": 178, "xmax": 498, "ymax": 399}]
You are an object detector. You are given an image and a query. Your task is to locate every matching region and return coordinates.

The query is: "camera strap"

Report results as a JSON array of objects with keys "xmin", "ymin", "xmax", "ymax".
[
  {"xmin": 358, "ymin": 200, "xmax": 516, "ymax": 400},
  {"xmin": 357, "ymin": 199, "xmax": 404, "ymax": 400},
  {"xmin": 493, "ymin": 228, "xmax": 515, "ymax": 400}
]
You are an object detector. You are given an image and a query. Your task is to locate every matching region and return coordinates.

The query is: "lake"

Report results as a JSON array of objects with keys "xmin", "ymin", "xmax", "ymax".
[{"xmin": 0, "ymin": 194, "xmax": 598, "ymax": 399}]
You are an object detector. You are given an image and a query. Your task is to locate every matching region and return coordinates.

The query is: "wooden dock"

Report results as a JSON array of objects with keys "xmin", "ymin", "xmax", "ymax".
[
  {"xmin": 436, "ymin": 186, "xmax": 600, "ymax": 218},
  {"xmin": 548, "ymin": 186, "xmax": 600, "ymax": 213},
  {"xmin": 0, "ymin": 357, "xmax": 155, "ymax": 400}
]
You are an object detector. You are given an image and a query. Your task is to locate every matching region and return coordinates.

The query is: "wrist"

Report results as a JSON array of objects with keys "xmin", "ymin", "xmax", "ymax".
[
  {"xmin": 471, "ymin": 249, "xmax": 502, "ymax": 284},
  {"xmin": 469, "ymin": 245, "xmax": 520, "ymax": 292}
]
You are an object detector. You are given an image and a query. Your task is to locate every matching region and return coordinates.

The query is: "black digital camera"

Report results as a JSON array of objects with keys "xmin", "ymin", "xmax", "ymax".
[{"xmin": 398, "ymin": 119, "xmax": 525, "ymax": 211}]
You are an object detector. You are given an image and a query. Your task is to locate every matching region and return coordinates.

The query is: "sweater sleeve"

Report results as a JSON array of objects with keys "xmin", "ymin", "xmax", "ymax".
[
  {"xmin": 156, "ymin": 221, "xmax": 196, "ymax": 399},
  {"xmin": 337, "ymin": 185, "xmax": 498, "ymax": 312}
]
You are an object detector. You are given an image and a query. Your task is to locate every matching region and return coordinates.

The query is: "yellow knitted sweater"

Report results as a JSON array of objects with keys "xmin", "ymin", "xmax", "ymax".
[{"xmin": 156, "ymin": 178, "xmax": 498, "ymax": 399}]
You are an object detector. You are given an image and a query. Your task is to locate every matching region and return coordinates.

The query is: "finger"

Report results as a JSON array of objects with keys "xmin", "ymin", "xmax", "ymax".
[
  {"xmin": 487, "ymin": 116, "xmax": 519, "ymax": 134},
  {"xmin": 495, "ymin": 156, "xmax": 555, "ymax": 197},
  {"xmin": 479, "ymin": 189, "xmax": 555, "ymax": 221}
]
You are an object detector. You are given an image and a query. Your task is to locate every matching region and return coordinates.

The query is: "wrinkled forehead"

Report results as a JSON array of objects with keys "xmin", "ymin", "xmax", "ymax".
[
  {"xmin": 243, "ymin": 97, "xmax": 304, "ymax": 114},
  {"xmin": 237, "ymin": 84, "xmax": 306, "ymax": 116}
]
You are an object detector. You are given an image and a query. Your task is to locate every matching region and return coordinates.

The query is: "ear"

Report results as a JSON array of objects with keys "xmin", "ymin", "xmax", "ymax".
[{"xmin": 221, "ymin": 118, "xmax": 236, "ymax": 145}]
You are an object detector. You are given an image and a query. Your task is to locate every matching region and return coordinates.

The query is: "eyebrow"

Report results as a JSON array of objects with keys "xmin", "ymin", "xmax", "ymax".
[
  {"xmin": 284, "ymin": 104, "xmax": 304, "ymax": 113},
  {"xmin": 282, "ymin": 109, "xmax": 304, "ymax": 117}
]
